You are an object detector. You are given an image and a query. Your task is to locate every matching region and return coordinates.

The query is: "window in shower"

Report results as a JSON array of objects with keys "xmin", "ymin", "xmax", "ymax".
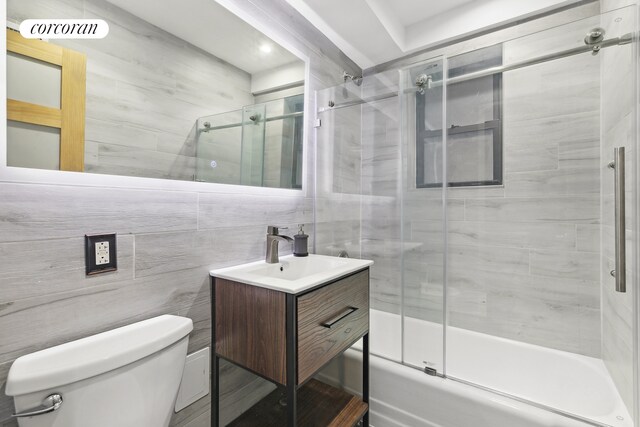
[{"xmin": 416, "ymin": 46, "xmax": 503, "ymax": 188}]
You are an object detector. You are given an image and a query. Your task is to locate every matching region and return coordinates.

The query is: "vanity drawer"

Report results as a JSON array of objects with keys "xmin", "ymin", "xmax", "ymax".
[{"xmin": 297, "ymin": 269, "xmax": 369, "ymax": 384}]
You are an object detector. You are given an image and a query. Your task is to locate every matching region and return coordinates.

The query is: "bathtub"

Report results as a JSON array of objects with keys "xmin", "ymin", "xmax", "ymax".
[{"xmin": 318, "ymin": 309, "xmax": 632, "ymax": 427}]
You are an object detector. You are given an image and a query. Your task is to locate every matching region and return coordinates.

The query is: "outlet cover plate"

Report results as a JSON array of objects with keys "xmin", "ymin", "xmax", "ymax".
[{"xmin": 85, "ymin": 233, "xmax": 117, "ymax": 275}]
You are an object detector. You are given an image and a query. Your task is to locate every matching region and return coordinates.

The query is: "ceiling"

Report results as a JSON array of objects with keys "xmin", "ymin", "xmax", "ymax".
[
  {"xmin": 105, "ymin": 0, "xmax": 301, "ymax": 75},
  {"xmin": 285, "ymin": 0, "xmax": 577, "ymax": 69},
  {"xmin": 107, "ymin": 0, "xmax": 579, "ymax": 74}
]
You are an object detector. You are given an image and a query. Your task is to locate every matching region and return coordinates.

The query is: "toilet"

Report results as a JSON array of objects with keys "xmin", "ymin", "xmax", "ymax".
[{"xmin": 5, "ymin": 315, "xmax": 193, "ymax": 427}]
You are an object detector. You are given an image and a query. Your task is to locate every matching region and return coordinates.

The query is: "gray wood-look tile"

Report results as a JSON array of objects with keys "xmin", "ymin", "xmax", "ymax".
[
  {"xmin": 446, "ymin": 268, "xmax": 600, "ymax": 356},
  {"xmin": 0, "ymin": 183, "xmax": 198, "ymax": 242},
  {"xmin": 447, "ymin": 186, "xmax": 505, "ymax": 200},
  {"xmin": 0, "ymin": 267, "xmax": 210, "ymax": 365},
  {"xmin": 84, "ymin": 117, "xmax": 159, "ymax": 151},
  {"xmin": 503, "ymin": 110, "xmax": 599, "ymax": 150},
  {"xmin": 503, "ymin": 54, "xmax": 599, "ymax": 122},
  {"xmin": 0, "ymin": 235, "xmax": 134, "ymax": 303},
  {"xmin": 504, "ymin": 167, "xmax": 600, "ymax": 197},
  {"xmin": 558, "ymin": 139, "xmax": 601, "ymax": 170},
  {"xmin": 445, "ymin": 221, "xmax": 577, "ymax": 250},
  {"xmin": 198, "ymin": 193, "xmax": 311, "ymax": 231},
  {"xmin": 404, "ymin": 197, "xmax": 463, "ymax": 221},
  {"xmin": 134, "ymin": 226, "xmax": 271, "ymax": 278},
  {"xmin": 576, "ymin": 224, "xmax": 600, "ymax": 253},
  {"xmin": 86, "ymin": 142, "xmax": 197, "ymax": 182},
  {"xmin": 448, "ymin": 244, "xmax": 530, "ymax": 276},
  {"xmin": 464, "ymin": 196, "xmax": 600, "ymax": 224},
  {"xmin": 530, "ymin": 250, "xmax": 600, "ymax": 281},
  {"xmin": 175, "ymin": 299, "xmax": 211, "ymax": 356},
  {"xmin": 504, "ymin": 144, "xmax": 558, "ymax": 173}
]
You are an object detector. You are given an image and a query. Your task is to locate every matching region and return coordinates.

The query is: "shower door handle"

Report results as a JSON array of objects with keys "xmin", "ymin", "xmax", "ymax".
[{"xmin": 609, "ymin": 147, "xmax": 626, "ymax": 293}]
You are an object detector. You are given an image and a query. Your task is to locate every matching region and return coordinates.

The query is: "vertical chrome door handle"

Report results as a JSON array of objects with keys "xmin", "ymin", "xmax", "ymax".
[{"xmin": 608, "ymin": 147, "xmax": 626, "ymax": 293}]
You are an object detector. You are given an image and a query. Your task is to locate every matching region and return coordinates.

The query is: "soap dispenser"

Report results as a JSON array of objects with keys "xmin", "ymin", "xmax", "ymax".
[{"xmin": 293, "ymin": 224, "xmax": 309, "ymax": 257}]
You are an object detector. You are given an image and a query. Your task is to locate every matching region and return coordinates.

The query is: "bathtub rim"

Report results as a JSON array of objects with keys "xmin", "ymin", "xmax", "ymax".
[{"xmin": 342, "ymin": 346, "xmax": 624, "ymax": 427}]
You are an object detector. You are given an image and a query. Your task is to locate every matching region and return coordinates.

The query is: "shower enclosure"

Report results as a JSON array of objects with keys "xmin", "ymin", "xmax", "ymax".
[{"xmin": 316, "ymin": 6, "xmax": 638, "ymax": 427}]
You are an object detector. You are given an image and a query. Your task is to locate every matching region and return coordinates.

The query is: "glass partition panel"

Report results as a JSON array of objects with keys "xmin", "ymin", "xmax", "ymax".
[
  {"xmin": 240, "ymin": 103, "xmax": 266, "ymax": 187},
  {"xmin": 195, "ymin": 109, "xmax": 243, "ymax": 185},
  {"xmin": 360, "ymin": 69, "xmax": 404, "ymax": 362},
  {"xmin": 401, "ymin": 58, "xmax": 446, "ymax": 372},
  {"xmin": 263, "ymin": 94, "xmax": 304, "ymax": 189},
  {"xmin": 195, "ymin": 95, "xmax": 303, "ymax": 188},
  {"xmin": 314, "ymin": 84, "xmax": 364, "ymax": 259},
  {"xmin": 443, "ymin": 8, "xmax": 638, "ymax": 426},
  {"xmin": 315, "ymin": 70, "xmax": 408, "ymax": 362}
]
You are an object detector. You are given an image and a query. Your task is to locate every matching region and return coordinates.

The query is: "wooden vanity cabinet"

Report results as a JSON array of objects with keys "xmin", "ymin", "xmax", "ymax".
[{"xmin": 211, "ymin": 268, "xmax": 370, "ymax": 427}]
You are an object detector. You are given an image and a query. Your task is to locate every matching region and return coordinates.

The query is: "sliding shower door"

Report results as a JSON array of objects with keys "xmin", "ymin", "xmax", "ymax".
[
  {"xmin": 315, "ymin": 8, "xmax": 637, "ymax": 423},
  {"xmin": 436, "ymin": 8, "xmax": 638, "ymax": 426},
  {"xmin": 401, "ymin": 57, "xmax": 447, "ymax": 374}
]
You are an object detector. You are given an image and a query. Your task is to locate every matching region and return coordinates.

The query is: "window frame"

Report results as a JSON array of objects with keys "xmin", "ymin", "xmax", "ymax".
[{"xmin": 416, "ymin": 73, "xmax": 503, "ymax": 189}]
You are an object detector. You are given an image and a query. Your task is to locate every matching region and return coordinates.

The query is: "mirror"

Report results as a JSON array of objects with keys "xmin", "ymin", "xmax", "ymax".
[{"xmin": 6, "ymin": 0, "xmax": 306, "ymax": 189}]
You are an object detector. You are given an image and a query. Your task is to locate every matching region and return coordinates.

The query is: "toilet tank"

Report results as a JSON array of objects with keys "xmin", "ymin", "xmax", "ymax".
[{"xmin": 5, "ymin": 315, "xmax": 193, "ymax": 427}]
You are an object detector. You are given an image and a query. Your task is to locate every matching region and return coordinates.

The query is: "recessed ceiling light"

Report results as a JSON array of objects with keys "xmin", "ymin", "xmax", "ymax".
[{"xmin": 260, "ymin": 44, "xmax": 272, "ymax": 53}]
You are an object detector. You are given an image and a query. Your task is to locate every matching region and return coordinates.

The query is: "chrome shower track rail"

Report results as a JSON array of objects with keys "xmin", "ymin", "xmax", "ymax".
[
  {"xmin": 199, "ymin": 110, "xmax": 304, "ymax": 132},
  {"xmin": 318, "ymin": 32, "xmax": 634, "ymax": 112},
  {"xmin": 434, "ymin": 32, "xmax": 633, "ymax": 86}
]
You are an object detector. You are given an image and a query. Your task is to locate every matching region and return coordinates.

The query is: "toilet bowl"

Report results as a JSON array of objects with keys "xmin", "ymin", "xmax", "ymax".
[{"xmin": 5, "ymin": 315, "xmax": 193, "ymax": 427}]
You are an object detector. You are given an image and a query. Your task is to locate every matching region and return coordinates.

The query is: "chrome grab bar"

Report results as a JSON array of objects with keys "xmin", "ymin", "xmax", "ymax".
[
  {"xmin": 12, "ymin": 393, "xmax": 63, "ymax": 418},
  {"xmin": 608, "ymin": 147, "xmax": 626, "ymax": 293}
]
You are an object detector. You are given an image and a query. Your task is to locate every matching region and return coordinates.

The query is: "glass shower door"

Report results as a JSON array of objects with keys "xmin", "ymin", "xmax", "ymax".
[
  {"xmin": 401, "ymin": 57, "xmax": 447, "ymax": 374},
  {"xmin": 438, "ymin": 8, "xmax": 637, "ymax": 427},
  {"xmin": 240, "ymin": 103, "xmax": 266, "ymax": 186}
]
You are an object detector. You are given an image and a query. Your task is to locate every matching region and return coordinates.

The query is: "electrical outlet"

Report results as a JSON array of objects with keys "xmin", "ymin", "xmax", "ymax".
[
  {"xmin": 85, "ymin": 233, "xmax": 117, "ymax": 275},
  {"xmin": 95, "ymin": 241, "xmax": 110, "ymax": 265}
]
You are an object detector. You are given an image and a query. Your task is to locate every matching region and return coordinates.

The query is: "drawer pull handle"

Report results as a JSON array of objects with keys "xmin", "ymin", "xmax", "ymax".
[{"xmin": 322, "ymin": 306, "xmax": 358, "ymax": 328}]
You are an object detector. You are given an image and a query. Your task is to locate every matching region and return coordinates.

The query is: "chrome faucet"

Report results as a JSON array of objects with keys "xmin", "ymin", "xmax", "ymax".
[{"xmin": 265, "ymin": 226, "xmax": 293, "ymax": 264}]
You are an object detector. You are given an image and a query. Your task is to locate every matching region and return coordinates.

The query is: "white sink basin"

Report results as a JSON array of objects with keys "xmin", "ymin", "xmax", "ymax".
[{"xmin": 210, "ymin": 254, "xmax": 373, "ymax": 294}]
